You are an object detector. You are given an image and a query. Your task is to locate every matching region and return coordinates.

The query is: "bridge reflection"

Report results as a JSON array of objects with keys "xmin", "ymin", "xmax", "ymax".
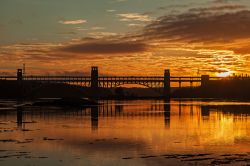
[
  {"xmin": 17, "ymin": 107, "xmax": 23, "ymax": 129},
  {"xmin": 164, "ymin": 100, "xmax": 170, "ymax": 128},
  {"xmin": 91, "ymin": 106, "xmax": 98, "ymax": 131},
  {"xmin": 90, "ymin": 100, "xmax": 171, "ymax": 130},
  {"xmin": 3, "ymin": 100, "xmax": 250, "ymax": 131},
  {"xmin": 12, "ymin": 100, "xmax": 172, "ymax": 130}
]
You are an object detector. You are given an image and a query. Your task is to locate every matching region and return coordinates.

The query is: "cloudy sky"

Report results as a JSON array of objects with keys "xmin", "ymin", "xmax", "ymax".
[{"xmin": 1, "ymin": 0, "xmax": 250, "ymax": 76}]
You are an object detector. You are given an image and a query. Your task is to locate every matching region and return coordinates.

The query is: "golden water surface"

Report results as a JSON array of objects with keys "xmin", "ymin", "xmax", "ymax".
[{"xmin": 0, "ymin": 99, "xmax": 250, "ymax": 165}]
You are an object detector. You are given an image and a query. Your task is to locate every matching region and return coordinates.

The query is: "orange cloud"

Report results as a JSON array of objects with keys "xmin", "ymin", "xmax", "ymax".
[
  {"xmin": 59, "ymin": 40, "xmax": 147, "ymax": 54},
  {"xmin": 59, "ymin": 19, "xmax": 87, "ymax": 25},
  {"xmin": 2, "ymin": 4, "xmax": 250, "ymax": 76}
]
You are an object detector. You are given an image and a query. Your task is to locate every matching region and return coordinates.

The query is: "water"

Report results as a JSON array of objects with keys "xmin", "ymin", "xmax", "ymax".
[{"xmin": 0, "ymin": 99, "xmax": 250, "ymax": 165}]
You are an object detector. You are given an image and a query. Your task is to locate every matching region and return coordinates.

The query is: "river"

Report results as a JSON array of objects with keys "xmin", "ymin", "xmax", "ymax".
[{"xmin": 0, "ymin": 99, "xmax": 250, "ymax": 165}]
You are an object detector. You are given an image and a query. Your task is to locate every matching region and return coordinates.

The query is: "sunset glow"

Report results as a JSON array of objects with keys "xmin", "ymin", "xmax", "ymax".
[
  {"xmin": 1, "ymin": 0, "xmax": 250, "ymax": 76},
  {"xmin": 216, "ymin": 71, "xmax": 233, "ymax": 77},
  {"xmin": 2, "ymin": 1, "xmax": 250, "ymax": 166}
]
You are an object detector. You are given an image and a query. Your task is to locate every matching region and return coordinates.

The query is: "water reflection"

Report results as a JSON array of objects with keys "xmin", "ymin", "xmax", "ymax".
[
  {"xmin": 0, "ymin": 100, "xmax": 250, "ymax": 166},
  {"xmin": 7, "ymin": 100, "xmax": 250, "ymax": 132},
  {"xmin": 91, "ymin": 106, "xmax": 98, "ymax": 131},
  {"xmin": 5, "ymin": 100, "xmax": 250, "ymax": 133},
  {"xmin": 16, "ymin": 107, "xmax": 23, "ymax": 129},
  {"xmin": 163, "ymin": 100, "xmax": 170, "ymax": 128}
]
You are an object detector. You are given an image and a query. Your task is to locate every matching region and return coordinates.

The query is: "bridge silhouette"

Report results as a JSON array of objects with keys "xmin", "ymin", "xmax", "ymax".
[{"xmin": 0, "ymin": 66, "xmax": 223, "ymax": 89}]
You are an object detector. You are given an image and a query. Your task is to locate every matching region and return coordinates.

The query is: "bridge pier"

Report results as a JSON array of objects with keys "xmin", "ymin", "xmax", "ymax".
[
  {"xmin": 164, "ymin": 69, "xmax": 171, "ymax": 98},
  {"xmin": 16, "ymin": 69, "xmax": 24, "ymax": 99},
  {"xmin": 91, "ymin": 66, "xmax": 99, "ymax": 88},
  {"xmin": 201, "ymin": 75, "xmax": 210, "ymax": 87}
]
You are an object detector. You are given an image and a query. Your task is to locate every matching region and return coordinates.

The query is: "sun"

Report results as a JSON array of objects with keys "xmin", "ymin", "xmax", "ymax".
[{"xmin": 216, "ymin": 71, "xmax": 233, "ymax": 77}]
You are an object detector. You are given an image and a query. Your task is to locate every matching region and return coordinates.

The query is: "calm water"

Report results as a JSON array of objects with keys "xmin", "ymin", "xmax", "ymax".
[{"xmin": 0, "ymin": 99, "xmax": 250, "ymax": 166}]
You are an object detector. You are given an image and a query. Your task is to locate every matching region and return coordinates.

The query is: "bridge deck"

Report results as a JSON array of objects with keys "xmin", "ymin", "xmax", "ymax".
[
  {"xmin": 0, "ymin": 75, "xmax": 224, "ymax": 81},
  {"xmin": 0, "ymin": 75, "xmax": 246, "ymax": 88}
]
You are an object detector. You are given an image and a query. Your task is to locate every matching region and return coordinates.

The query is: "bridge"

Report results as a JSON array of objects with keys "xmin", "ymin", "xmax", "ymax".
[{"xmin": 0, "ymin": 66, "xmax": 225, "ymax": 95}]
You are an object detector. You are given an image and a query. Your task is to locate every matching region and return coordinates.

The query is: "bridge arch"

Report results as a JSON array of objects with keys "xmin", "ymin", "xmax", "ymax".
[
  {"xmin": 99, "ymin": 81, "xmax": 164, "ymax": 89},
  {"xmin": 115, "ymin": 82, "xmax": 153, "ymax": 88}
]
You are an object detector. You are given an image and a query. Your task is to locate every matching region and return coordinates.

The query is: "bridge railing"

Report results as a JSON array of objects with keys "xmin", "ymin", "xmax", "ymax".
[
  {"xmin": 0, "ymin": 76, "xmax": 17, "ymax": 80},
  {"xmin": 0, "ymin": 75, "xmax": 245, "ymax": 82},
  {"xmin": 23, "ymin": 76, "xmax": 91, "ymax": 81},
  {"xmin": 99, "ymin": 76, "xmax": 164, "ymax": 81}
]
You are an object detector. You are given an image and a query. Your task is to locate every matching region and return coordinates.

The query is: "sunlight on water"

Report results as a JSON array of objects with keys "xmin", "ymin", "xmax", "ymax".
[{"xmin": 0, "ymin": 99, "xmax": 250, "ymax": 165}]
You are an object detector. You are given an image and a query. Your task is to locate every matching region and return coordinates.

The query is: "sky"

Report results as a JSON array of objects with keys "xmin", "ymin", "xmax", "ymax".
[{"xmin": 1, "ymin": 0, "xmax": 250, "ymax": 76}]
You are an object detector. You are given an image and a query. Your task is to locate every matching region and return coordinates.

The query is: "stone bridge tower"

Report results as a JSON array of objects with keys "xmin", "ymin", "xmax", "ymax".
[
  {"xmin": 164, "ymin": 69, "xmax": 171, "ymax": 98},
  {"xmin": 91, "ymin": 66, "xmax": 99, "ymax": 88},
  {"xmin": 17, "ymin": 69, "xmax": 23, "ymax": 81}
]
